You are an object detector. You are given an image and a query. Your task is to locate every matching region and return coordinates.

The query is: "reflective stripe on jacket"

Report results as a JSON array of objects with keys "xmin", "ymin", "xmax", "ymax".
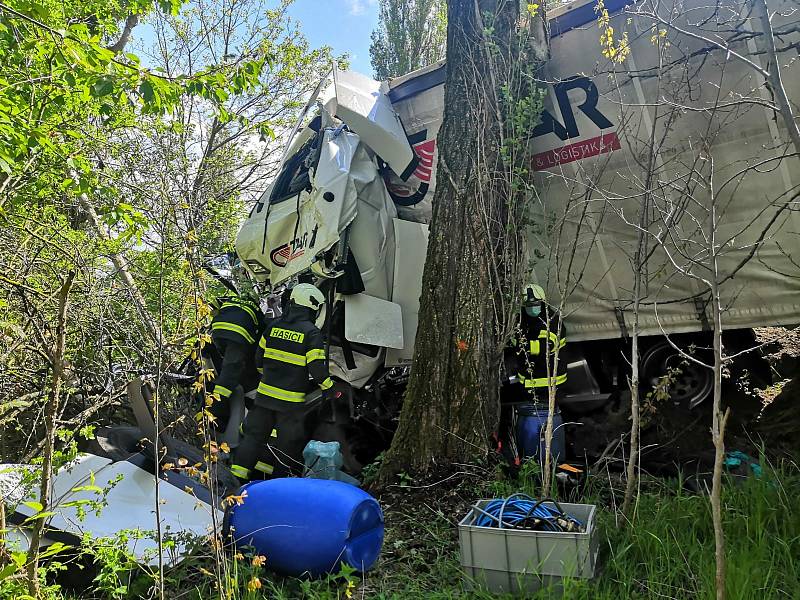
[
  {"xmin": 210, "ymin": 296, "xmax": 264, "ymax": 346},
  {"xmin": 515, "ymin": 308, "xmax": 568, "ymax": 388},
  {"xmin": 254, "ymin": 305, "xmax": 333, "ymax": 410}
]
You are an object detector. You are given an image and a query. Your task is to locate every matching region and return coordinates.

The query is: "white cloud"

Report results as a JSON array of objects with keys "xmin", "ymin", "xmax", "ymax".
[{"xmin": 346, "ymin": 0, "xmax": 377, "ymax": 16}]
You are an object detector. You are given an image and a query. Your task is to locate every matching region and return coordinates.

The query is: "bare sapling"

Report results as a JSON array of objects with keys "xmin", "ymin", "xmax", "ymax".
[{"xmin": 25, "ymin": 272, "xmax": 75, "ymax": 598}]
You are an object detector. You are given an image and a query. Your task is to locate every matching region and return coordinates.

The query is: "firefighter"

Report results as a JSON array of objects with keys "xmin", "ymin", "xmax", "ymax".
[
  {"xmin": 207, "ymin": 280, "xmax": 265, "ymax": 427},
  {"xmin": 515, "ymin": 283, "xmax": 568, "ymax": 401},
  {"xmin": 230, "ymin": 283, "xmax": 334, "ymax": 482}
]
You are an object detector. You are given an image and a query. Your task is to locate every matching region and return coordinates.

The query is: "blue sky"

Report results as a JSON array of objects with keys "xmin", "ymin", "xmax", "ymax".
[{"xmin": 287, "ymin": 0, "xmax": 379, "ymax": 75}]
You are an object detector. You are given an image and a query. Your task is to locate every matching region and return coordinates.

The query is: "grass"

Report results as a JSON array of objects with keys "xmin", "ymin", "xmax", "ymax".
[
  {"xmin": 268, "ymin": 462, "xmax": 800, "ymax": 599},
  {"xmin": 6, "ymin": 461, "xmax": 799, "ymax": 599}
]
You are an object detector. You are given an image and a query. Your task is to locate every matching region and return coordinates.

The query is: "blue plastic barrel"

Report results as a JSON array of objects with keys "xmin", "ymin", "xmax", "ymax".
[
  {"xmin": 516, "ymin": 404, "xmax": 565, "ymax": 463},
  {"xmin": 228, "ymin": 478, "xmax": 384, "ymax": 576}
]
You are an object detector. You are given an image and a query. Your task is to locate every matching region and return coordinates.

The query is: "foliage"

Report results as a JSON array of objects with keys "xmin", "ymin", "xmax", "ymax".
[
  {"xmin": 0, "ymin": 0, "xmax": 335, "ymax": 460},
  {"xmin": 84, "ymin": 463, "xmax": 798, "ymax": 600},
  {"xmin": 0, "ymin": 0, "xmax": 263, "ymax": 209},
  {"xmin": 369, "ymin": 0, "xmax": 446, "ymax": 79},
  {"xmin": 594, "ymin": 0, "xmax": 629, "ymax": 63}
]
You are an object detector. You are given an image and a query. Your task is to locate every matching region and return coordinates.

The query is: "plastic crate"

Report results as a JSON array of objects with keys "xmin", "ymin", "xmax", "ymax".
[{"xmin": 458, "ymin": 500, "xmax": 598, "ymax": 595}]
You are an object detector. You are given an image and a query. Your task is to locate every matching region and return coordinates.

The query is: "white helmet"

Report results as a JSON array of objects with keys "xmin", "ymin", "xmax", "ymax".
[
  {"xmin": 290, "ymin": 283, "xmax": 325, "ymax": 310},
  {"xmin": 522, "ymin": 283, "xmax": 546, "ymax": 305},
  {"xmin": 522, "ymin": 283, "xmax": 545, "ymax": 318}
]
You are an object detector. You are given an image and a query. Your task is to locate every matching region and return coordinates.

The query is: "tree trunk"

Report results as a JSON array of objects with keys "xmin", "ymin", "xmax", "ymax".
[
  {"xmin": 709, "ymin": 160, "xmax": 727, "ymax": 600},
  {"xmin": 26, "ymin": 272, "xmax": 75, "ymax": 598},
  {"xmin": 621, "ymin": 315, "xmax": 641, "ymax": 517},
  {"xmin": 377, "ymin": 0, "xmax": 519, "ymax": 478},
  {"xmin": 710, "ymin": 276, "xmax": 729, "ymax": 600},
  {"xmin": 79, "ymin": 193, "xmax": 164, "ymax": 346},
  {"xmin": 755, "ymin": 0, "xmax": 800, "ymax": 158},
  {"xmin": 0, "ymin": 500, "xmax": 8, "ymax": 565},
  {"xmin": 541, "ymin": 334, "xmax": 563, "ymax": 496}
]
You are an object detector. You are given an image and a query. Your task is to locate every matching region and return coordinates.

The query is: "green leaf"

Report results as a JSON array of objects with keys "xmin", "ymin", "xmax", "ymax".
[
  {"xmin": 23, "ymin": 500, "xmax": 43, "ymax": 512},
  {"xmin": 22, "ymin": 511, "xmax": 56, "ymax": 523},
  {"xmin": 0, "ymin": 563, "xmax": 19, "ymax": 582},
  {"xmin": 70, "ymin": 485, "xmax": 103, "ymax": 493},
  {"xmin": 92, "ymin": 77, "xmax": 114, "ymax": 97},
  {"xmin": 139, "ymin": 79, "xmax": 156, "ymax": 105},
  {"xmin": 158, "ymin": 0, "xmax": 183, "ymax": 16},
  {"xmin": 38, "ymin": 542, "xmax": 71, "ymax": 559}
]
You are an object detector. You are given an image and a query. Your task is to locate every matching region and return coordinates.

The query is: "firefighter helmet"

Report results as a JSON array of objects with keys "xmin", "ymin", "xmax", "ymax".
[
  {"xmin": 522, "ymin": 283, "xmax": 545, "ymax": 318},
  {"xmin": 522, "ymin": 283, "xmax": 546, "ymax": 305},
  {"xmin": 290, "ymin": 283, "xmax": 326, "ymax": 310}
]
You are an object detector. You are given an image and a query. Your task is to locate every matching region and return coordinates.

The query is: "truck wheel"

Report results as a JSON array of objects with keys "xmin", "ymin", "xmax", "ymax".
[{"xmin": 641, "ymin": 340, "xmax": 713, "ymax": 409}]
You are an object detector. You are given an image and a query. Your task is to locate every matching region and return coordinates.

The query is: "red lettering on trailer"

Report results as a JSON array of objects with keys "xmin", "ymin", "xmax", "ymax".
[
  {"xmin": 532, "ymin": 132, "xmax": 621, "ymax": 171},
  {"xmin": 412, "ymin": 139, "xmax": 436, "ymax": 182}
]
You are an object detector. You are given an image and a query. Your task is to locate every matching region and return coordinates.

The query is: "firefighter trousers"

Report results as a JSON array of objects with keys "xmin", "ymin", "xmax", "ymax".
[
  {"xmin": 231, "ymin": 405, "xmax": 305, "ymax": 481},
  {"xmin": 210, "ymin": 339, "xmax": 251, "ymax": 425}
]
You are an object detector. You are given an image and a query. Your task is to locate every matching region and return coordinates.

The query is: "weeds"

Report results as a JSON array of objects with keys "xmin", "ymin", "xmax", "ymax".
[{"xmin": 4, "ymin": 461, "xmax": 798, "ymax": 599}]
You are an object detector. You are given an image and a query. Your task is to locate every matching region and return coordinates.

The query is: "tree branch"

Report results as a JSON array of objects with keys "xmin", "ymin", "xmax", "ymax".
[{"xmin": 107, "ymin": 13, "xmax": 140, "ymax": 55}]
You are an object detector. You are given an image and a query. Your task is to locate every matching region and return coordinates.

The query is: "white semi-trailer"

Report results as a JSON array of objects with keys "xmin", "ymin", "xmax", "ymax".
[
  {"xmin": 235, "ymin": 0, "xmax": 800, "ymax": 454},
  {"xmin": 10, "ymin": 0, "xmax": 798, "ymax": 559}
]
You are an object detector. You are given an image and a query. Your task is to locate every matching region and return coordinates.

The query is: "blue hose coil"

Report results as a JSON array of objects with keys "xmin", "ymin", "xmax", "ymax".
[{"xmin": 473, "ymin": 494, "xmax": 583, "ymax": 532}]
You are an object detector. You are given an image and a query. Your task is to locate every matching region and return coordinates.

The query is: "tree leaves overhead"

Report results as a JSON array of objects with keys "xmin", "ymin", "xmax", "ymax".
[
  {"xmin": 0, "ymin": 0, "xmax": 336, "ymax": 468},
  {"xmin": 369, "ymin": 0, "xmax": 446, "ymax": 79},
  {"xmin": 0, "ymin": 0, "xmax": 266, "ymax": 206}
]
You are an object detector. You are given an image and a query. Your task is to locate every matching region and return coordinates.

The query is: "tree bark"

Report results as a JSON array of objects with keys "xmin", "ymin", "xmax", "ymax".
[
  {"xmin": 755, "ymin": 0, "xmax": 800, "ymax": 158},
  {"xmin": 541, "ymin": 323, "xmax": 564, "ymax": 496},
  {"xmin": 377, "ymin": 0, "xmax": 520, "ymax": 479},
  {"xmin": 710, "ymin": 275, "xmax": 729, "ymax": 600},
  {"xmin": 107, "ymin": 13, "xmax": 139, "ymax": 54},
  {"xmin": 26, "ymin": 271, "xmax": 75, "ymax": 598},
  {"xmin": 709, "ymin": 154, "xmax": 727, "ymax": 600},
  {"xmin": 621, "ymin": 292, "xmax": 641, "ymax": 517}
]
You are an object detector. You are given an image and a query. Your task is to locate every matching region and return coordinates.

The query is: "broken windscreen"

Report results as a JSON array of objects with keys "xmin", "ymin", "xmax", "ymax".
[{"xmin": 268, "ymin": 128, "xmax": 322, "ymax": 205}]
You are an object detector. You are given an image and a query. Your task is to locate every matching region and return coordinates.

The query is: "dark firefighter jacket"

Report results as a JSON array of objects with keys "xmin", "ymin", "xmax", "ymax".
[
  {"xmin": 254, "ymin": 305, "xmax": 333, "ymax": 411},
  {"xmin": 210, "ymin": 296, "xmax": 265, "ymax": 399},
  {"xmin": 515, "ymin": 307, "xmax": 568, "ymax": 390}
]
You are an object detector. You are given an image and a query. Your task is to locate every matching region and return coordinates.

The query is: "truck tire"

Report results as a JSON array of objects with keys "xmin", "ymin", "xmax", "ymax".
[{"xmin": 641, "ymin": 340, "xmax": 713, "ymax": 409}]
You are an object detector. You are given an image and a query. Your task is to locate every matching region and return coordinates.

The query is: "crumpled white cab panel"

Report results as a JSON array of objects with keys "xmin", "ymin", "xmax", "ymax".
[
  {"xmin": 236, "ymin": 130, "xmax": 361, "ymax": 286},
  {"xmin": 14, "ymin": 454, "xmax": 220, "ymax": 567},
  {"xmin": 344, "ymin": 293, "xmax": 403, "ymax": 349},
  {"xmin": 323, "ymin": 67, "xmax": 416, "ymax": 180}
]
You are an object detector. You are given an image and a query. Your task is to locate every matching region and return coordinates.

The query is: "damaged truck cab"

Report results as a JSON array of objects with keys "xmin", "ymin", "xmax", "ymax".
[
  {"xmin": 236, "ymin": 0, "xmax": 800, "ymax": 462},
  {"xmin": 237, "ymin": 68, "xmax": 431, "ymax": 389}
]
